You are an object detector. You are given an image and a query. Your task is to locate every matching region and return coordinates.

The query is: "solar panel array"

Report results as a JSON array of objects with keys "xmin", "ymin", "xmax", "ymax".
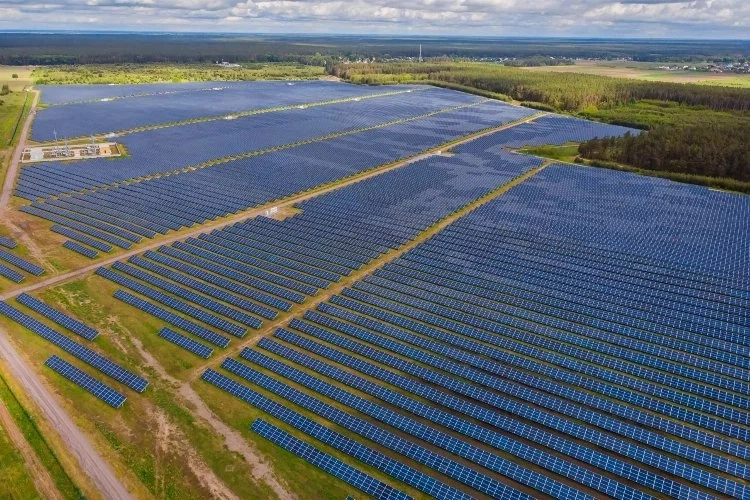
[
  {"xmin": 16, "ymin": 293, "xmax": 99, "ymax": 340},
  {"xmin": 158, "ymin": 327, "xmax": 213, "ymax": 359},
  {"xmin": 0, "ymin": 301, "xmax": 147, "ymax": 392},
  {"xmin": 45, "ymin": 355, "xmax": 126, "ymax": 409},
  {"xmin": 20, "ymin": 86, "xmax": 521, "ymax": 198},
  {"xmin": 198, "ymin": 158, "xmax": 747, "ymax": 498},
  {"xmin": 202, "ymin": 368, "xmax": 470, "ymax": 500},
  {"xmin": 454, "ymin": 114, "xmax": 641, "ymax": 151},
  {"xmin": 33, "ymin": 81, "xmax": 421, "ymax": 140},
  {"xmin": 17, "ymin": 84, "xmax": 557, "ymax": 259},
  {"xmin": 95, "ymin": 139, "xmax": 546, "ymax": 361},
  {"xmin": 250, "ymin": 418, "xmax": 413, "ymax": 500}
]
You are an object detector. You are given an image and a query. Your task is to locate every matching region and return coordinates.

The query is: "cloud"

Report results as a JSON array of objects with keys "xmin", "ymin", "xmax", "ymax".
[{"xmin": 0, "ymin": 0, "xmax": 748, "ymax": 36}]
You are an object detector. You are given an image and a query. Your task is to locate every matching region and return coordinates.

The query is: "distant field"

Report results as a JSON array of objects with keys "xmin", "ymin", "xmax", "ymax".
[
  {"xmin": 0, "ymin": 66, "xmax": 33, "ymax": 147},
  {"xmin": 522, "ymin": 60, "xmax": 750, "ymax": 88},
  {"xmin": 32, "ymin": 63, "xmax": 326, "ymax": 85}
]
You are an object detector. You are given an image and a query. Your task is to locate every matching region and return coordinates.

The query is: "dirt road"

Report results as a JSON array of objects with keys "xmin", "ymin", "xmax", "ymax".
[
  {"xmin": 0, "ymin": 331, "xmax": 132, "ymax": 499},
  {"xmin": 1, "ymin": 89, "xmax": 38, "ymax": 210}
]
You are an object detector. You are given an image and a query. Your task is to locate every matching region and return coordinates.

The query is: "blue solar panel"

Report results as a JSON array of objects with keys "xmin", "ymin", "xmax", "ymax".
[
  {"xmin": 0, "ymin": 248, "xmax": 44, "ymax": 276},
  {"xmin": 238, "ymin": 346, "xmax": 593, "ymax": 500},
  {"xmin": 0, "ymin": 302, "xmax": 148, "ymax": 392},
  {"xmin": 45, "ymin": 355, "xmax": 126, "ymax": 409},
  {"xmin": 221, "ymin": 356, "xmax": 531, "ymax": 500},
  {"xmin": 255, "ymin": 336, "xmax": 650, "ymax": 500},
  {"xmin": 97, "ymin": 267, "xmax": 248, "ymax": 337},
  {"xmin": 201, "ymin": 368, "xmax": 470, "ymax": 500},
  {"xmin": 62, "ymin": 240, "xmax": 98, "ymax": 258},
  {"xmin": 16, "ymin": 293, "xmax": 98, "ymax": 341},
  {"xmin": 158, "ymin": 327, "xmax": 213, "ymax": 359},
  {"xmin": 0, "ymin": 236, "xmax": 17, "ymax": 249},
  {"xmin": 112, "ymin": 289, "xmax": 230, "ymax": 349},
  {"xmin": 0, "ymin": 263, "xmax": 24, "ymax": 283},
  {"xmin": 251, "ymin": 418, "xmax": 413, "ymax": 500}
]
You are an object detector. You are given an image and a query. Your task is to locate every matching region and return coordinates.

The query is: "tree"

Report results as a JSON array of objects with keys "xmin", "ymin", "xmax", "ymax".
[
  {"xmin": 11, "ymin": 73, "xmax": 17, "ymax": 78},
  {"xmin": 0, "ymin": 84, "xmax": 10, "ymax": 95}
]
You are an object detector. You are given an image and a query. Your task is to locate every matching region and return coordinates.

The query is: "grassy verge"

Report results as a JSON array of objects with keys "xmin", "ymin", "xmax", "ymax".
[
  {"xmin": 0, "ymin": 411, "xmax": 39, "ymax": 499},
  {"xmin": 517, "ymin": 144, "xmax": 579, "ymax": 163},
  {"xmin": 0, "ymin": 373, "xmax": 83, "ymax": 498}
]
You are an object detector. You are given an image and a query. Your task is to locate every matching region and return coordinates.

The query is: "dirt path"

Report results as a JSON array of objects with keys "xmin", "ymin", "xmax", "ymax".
[
  {"xmin": 0, "ymin": 393, "xmax": 61, "ymax": 500},
  {"xmin": 1, "ymin": 89, "xmax": 38, "ymax": 210},
  {"xmin": 0, "ymin": 331, "xmax": 132, "ymax": 499},
  {"xmin": 127, "ymin": 326, "xmax": 294, "ymax": 500}
]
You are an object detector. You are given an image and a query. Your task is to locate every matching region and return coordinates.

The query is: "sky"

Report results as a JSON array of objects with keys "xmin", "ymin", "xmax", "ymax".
[{"xmin": 0, "ymin": 0, "xmax": 748, "ymax": 39}]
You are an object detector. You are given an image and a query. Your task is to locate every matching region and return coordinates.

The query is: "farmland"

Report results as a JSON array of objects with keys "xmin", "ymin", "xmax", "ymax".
[{"xmin": 0, "ymin": 77, "xmax": 747, "ymax": 500}]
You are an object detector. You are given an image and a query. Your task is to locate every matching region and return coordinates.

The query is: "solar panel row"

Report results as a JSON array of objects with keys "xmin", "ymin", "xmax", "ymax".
[
  {"xmin": 111, "ymin": 289, "xmax": 230, "ymax": 349},
  {"xmin": 16, "ymin": 293, "xmax": 99, "ymax": 340},
  {"xmin": 45, "ymin": 355, "xmax": 126, "ymax": 409},
  {"xmin": 0, "ymin": 248, "xmax": 44, "ymax": 276},
  {"xmin": 158, "ymin": 327, "xmax": 213, "ymax": 359},
  {"xmin": 97, "ymin": 267, "xmax": 248, "ymax": 337},
  {"xmin": 62, "ymin": 240, "xmax": 98, "ymax": 259},
  {"xmin": 251, "ymin": 418, "xmax": 413, "ymax": 500},
  {"xmin": 0, "ymin": 302, "xmax": 147, "ymax": 392},
  {"xmin": 221, "ymin": 357, "xmax": 529, "ymax": 499},
  {"xmin": 201, "ymin": 368, "xmax": 471, "ymax": 500}
]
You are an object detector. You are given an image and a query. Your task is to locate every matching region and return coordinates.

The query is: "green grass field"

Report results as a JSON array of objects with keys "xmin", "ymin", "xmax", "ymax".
[
  {"xmin": 0, "ymin": 418, "xmax": 39, "ymax": 499},
  {"xmin": 0, "ymin": 372, "xmax": 82, "ymax": 499},
  {"xmin": 522, "ymin": 60, "xmax": 750, "ymax": 88}
]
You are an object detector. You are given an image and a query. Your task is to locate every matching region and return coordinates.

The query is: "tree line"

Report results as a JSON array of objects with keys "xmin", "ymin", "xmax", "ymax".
[
  {"xmin": 578, "ymin": 122, "xmax": 749, "ymax": 182},
  {"xmin": 332, "ymin": 62, "xmax": 750, "ymax": 113}
]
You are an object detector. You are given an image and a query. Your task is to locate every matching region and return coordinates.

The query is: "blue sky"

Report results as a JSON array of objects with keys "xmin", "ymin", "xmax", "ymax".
[{"xmin": 0, "ymin": 0, "xmax": 747, "ymax": 39}]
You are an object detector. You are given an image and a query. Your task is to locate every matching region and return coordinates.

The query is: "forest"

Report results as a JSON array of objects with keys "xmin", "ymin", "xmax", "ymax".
[
  {"xmin": 332, "ymin": 62, "xmax": 750, "ymax": 113},
  {"xmin": 333, "ymin": 62, "xmax": 750, "ymax": 186},
  {"xmin": 578, "ymin": 123, "xmax": 749, "ymax": 183}
]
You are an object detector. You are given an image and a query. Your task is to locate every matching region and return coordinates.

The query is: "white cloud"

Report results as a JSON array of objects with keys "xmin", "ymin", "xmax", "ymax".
[{"xmin": 0, "ymin": 0, "xmax": 748, "ymax": 36}]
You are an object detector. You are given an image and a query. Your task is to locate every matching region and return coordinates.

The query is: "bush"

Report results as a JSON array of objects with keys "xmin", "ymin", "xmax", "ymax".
[
  {"xmin": 11, "ymin": 73, "xmax": 18, "ymax": 78},
  {"xmin": 0, "ymin": 84, "xmax": 9, "ymax": 95}
]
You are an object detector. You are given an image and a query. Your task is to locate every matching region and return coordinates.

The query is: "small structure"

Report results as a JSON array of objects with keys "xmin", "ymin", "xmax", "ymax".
[{"xmin": 21, "ymin": 140, "xmax": 122, "ymax": 164}]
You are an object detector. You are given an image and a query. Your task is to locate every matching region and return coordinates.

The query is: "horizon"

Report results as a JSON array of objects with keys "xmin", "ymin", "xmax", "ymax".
[
  {"xmin": 1, "ymin": 30, "xmax": 749, "ymax": 43},
  {"xmin": 1, "ymin": 0, "xmax": 748, "ymax": 40}
]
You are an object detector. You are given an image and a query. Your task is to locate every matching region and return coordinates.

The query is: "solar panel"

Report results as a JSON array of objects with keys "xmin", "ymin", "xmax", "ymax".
[
  {"xmin": 201, "ymin": 368, "xmax": 470, "ymax": 500},
  {"xmin": 0, "ymin": 236, "xmax": 17, "ymax": 249},
  {"xmin": 45, "ymin": 355, "xmax": 126, "ymax": 409},
  {"xmin": 0, "ymin": 248, "xmax": 44, "ymax": 276},
  {"xmin": 0, "ymin": 263, "xmax": 24, "ymax": 283},
  {"xmin": 111, "ymin": 289, "xmax": 230, "ymax": 348},
  {"xmin": 62, "ymin": 240, "xmax": 98, "ymax": 259},
  {"xmin": 0, "ymin": 302, "xmax": 147, "ymax": 392},
  {"xmin": 251, "ymin": 418, "xmax": 413, "ymax": 500},
  {"xmin": 158, "ymin": 327, "xmax": 213, "ymax": 359},
  {"xmin": 98, "ymin": 267, "xmax": 247, "ymax": 338},
  {"xmin": 16, "ymin": 293, "xmax": 98, "ymax": 341}
]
